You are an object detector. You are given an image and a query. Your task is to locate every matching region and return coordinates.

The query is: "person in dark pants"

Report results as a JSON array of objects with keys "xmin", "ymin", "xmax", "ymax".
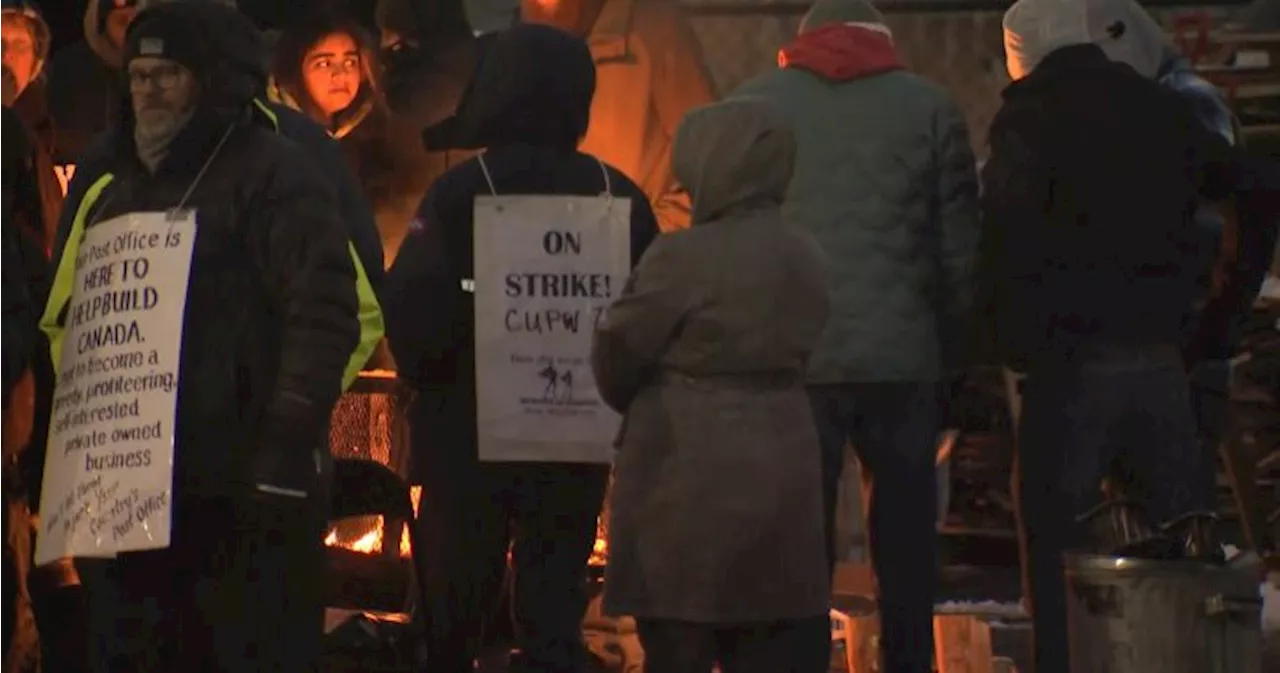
[
  {"xmin": 41, "ymin": 4, "xmax": 359, "ymax": 671},
  {"xmin": 413, "ymin": 462, "xmax": 611, "ymax": 671},
  {"xmin": 2, "ymin": 105, "xmax": 48, "ymax": 662},
  {"xmin": 1013, "ymin": 345, "xmax": 1212, "ymax": 669},
  {"xmin": 732, "ymin": 1, "xmax": 980, "ymax": 670},
  {"xmin": 806, "ymin": 383, "xmax": 943, "ymax": 662},
  {"xmin": 986, "ymin": 2, "xmax": 1279, "ymax": 671},
  {"xmin": 55, "ymin": 0, "xmax": 386, "ymax": 297},
  {"xmin": 384, "ymin": 24, "xmax": 658, "ymax": 673}
]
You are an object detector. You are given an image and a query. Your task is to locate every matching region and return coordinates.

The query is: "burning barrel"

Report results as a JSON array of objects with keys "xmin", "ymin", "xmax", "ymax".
[
  {"xmin": 326, "ymin": 371, "xmax": 416, "ymax": 610},
  {"xmin": 325, "ymin": 372, "xmax": 609, "ymax": 606}
]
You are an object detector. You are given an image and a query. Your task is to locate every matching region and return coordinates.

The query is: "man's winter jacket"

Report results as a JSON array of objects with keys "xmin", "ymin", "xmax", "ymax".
[
  {"xmin": 43, "ymin": 2, "xmax": 359, "ymax": 504},
  {"xmin": 1, "ymin": 229, "xmax": 35, "ymax": 411},
  {"xmin": 385, "ymin": 23, "xmax": 659, "ymax": 480},
  {"xmin": 980, "ymin": 44, "xmax": 1276, "ymax": 367},
  {"xmin": 732, "ymin": 0, "xmax": 980, "ymax": 383},
  {"xmin": 2, "ymin": 109, "xmax": 46, "ymax": 407},
  {"xmin": 1075, "ymin": 0, "xmax": 1273, "ymax": 357},
  {"xmin": 2, "ymin": 107, "xmax": 55, "ymax": 512},
  {"xmin": 56, "ymin": 2, "xmax": 386, "ymax": 295}
]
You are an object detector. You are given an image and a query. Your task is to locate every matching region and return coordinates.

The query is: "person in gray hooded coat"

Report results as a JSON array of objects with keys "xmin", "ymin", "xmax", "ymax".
[{"xmin": 593, "ymin": 97, "xmax": 831, "ymax": 673}]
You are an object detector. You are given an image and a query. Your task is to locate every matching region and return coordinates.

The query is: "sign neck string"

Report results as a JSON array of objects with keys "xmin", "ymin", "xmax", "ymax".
[
  {"xmin": 477, "ymin": 153, "xmax": 616, "ymax": 208},
  {"xmin": 165, "ymin": 123, "xmax": 237, "ymax": 231},
  {"xmin": 80, "ymin": 123, "xmax": 238, "ymax": 245}
]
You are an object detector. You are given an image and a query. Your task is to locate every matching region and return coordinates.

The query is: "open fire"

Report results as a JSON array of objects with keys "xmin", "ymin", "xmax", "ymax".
[
  {"xmin": 323, "ymin": 485, "xmax": 612, "ymax": 565},
  {"xmin": 324, "ymin": 486, "xmax": 420, "ymax": 557},
  {"xmin": 324, "ymin": 375, "xmax": 612, "ymax": 565}
]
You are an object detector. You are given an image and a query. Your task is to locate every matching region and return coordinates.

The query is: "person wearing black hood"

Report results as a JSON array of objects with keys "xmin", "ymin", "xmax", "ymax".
[
  {"xmin": 43, "ymin": 0, "xmax": 138, "ymax": 170},
  {"xmin": 369, "ymin": 0, "xmax": 492, "ymax": 261},
  {"xmin": 2, "ymin": 104, "xmax": 50, "ymax": 664},
  {"xmin": 385, "ymin": 23, "xmax": 658, "ymax": 673},
  {"xmin": 38, "ymin": 3, "xmax": 359, "ymax": 671}
]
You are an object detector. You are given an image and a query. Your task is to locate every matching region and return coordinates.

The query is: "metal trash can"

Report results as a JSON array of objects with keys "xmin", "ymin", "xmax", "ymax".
[{"xmin": 1065, "ymin": 553, "xmax": 1263, "ymax": 673}]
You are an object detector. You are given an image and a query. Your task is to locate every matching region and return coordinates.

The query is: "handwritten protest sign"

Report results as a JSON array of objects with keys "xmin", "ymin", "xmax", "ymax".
[
  {"xmin": 35, "ymin": 211, "xmax": 196, "ymax": 565},
  {"xmin": 474, "ymin": 195, "xmax": 631, "ymax": 463}
]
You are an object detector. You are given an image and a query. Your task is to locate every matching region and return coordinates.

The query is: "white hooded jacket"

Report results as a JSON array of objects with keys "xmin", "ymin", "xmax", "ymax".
[{"xmin": 1003, "ymin": 0, "xmax": 1170, "ymax": 80}]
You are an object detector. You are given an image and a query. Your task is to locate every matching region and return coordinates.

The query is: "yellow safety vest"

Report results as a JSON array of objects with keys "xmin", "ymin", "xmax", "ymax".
[{"xmin": 41, "ymin": 102, "xmax": 385, "ymax": 391}]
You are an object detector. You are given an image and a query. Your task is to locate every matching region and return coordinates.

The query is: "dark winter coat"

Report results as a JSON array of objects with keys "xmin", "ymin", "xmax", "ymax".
[
  {"xmin": 2, "ymin": 107, "xmax": 48, "ymax": 410},
  {"xmin": 45, "ymin": 2, "xmax": 359, "ymax": 505},
  {"xmin": 980, "ymin": 44, "xmax": 1278, "ymax": 368},
  {"xmin": 2, "ymin": 106, "xmax": 55, "ymax": 511},
  {"xmin": 56, "ymin": 3, "xmax": 386, "ymax": 293},
  {"xmin": 3, "ymin": 127, "xmax": 52, "ymax": 665},
  {"xmin": 11, "ymin": 79, "xmax": 63, "ymax": 250},
  {"xmin": 43, "ymin": 0, "xmax": 124, "ymax": 168},
  {"xmin": 594, "ymin": 98, "xmax": 831, "ymax": 622},
  {"xmin": 385, "ymin": 24, "xmax": 659, "ymax": 482}
]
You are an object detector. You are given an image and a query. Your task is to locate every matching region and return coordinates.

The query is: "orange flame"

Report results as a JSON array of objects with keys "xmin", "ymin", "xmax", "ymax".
[{"xmin": 324, "ymin": 487, "xmax": 608, "ymax": 565}]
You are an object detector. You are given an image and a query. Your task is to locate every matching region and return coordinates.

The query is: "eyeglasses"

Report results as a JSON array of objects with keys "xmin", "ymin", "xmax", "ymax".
[{"xmin": 128, "ymin": 64, "xmax": 184, "ymax": 91}]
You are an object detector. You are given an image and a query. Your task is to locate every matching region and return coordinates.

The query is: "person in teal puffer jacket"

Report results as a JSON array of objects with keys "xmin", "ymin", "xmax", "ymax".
[{"xmin": 731, "ymin": 1, "xmax": 979, "ymax": 672}]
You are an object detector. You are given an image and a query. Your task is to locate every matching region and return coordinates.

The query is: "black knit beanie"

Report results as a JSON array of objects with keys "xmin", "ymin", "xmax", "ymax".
[{"xmin": 121, "ymin": 7, "xmax": 209, "ymax": 77}]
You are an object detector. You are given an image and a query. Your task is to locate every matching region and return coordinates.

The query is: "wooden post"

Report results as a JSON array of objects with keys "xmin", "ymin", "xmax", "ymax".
[
  {"xmin": 583, "ymin": 595, "xmax": 645, "ymax": 672},
  {"xmin": 834, "ymin": 443, "xmax": 868, "ymax": 564},
  {"xmin": 829, "ymin": 610, "xmax": 880, "ymax": 672},
  {"xmin": 933, "ymin": 615, "xmax": 994, "ymax": 673}
]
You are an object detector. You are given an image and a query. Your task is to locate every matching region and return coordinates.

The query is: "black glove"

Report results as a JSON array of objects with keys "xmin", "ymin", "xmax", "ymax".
[{"xmin": 252, "ymin": 392, "xmax": 325, "ymax": 503}]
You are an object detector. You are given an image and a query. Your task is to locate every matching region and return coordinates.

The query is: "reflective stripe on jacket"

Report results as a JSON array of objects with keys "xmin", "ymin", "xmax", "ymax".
[{"xmin": 41, "ymin": 110, "xmax": 383, "ymax": 391}]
